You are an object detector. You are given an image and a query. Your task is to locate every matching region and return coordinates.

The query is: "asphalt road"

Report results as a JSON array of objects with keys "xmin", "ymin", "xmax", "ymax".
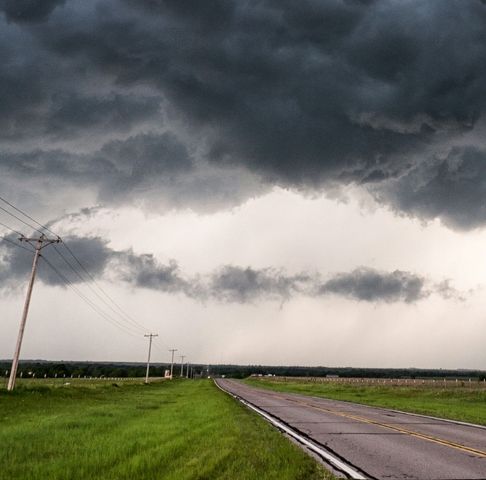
[{"xmin": 215, "ymin": 378, "xmax": 486, "ymax": 480}]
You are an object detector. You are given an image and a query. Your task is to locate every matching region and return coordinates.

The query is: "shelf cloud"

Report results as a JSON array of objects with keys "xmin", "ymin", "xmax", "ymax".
[{"xmin": 1, "ymin": 1, "xmax": 486, "ymax": 226}]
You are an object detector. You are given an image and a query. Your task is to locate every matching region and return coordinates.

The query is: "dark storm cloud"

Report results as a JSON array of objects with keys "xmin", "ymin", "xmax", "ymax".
[
  {"xmin": 45, "ymin": 93, "xmax": 162, "ymax": 138},
  {"xmin": 2, "ymin": 0, "xmax": 486, "ymax": 225},
  {"xmin": 0, "ymin": 131, "xmax": 265, "ymax": 211},
  {"xmin": 38, "ymin": 1, "xmax": 484, "ymax": 174},
  {"xmin": 375, "ymin": 147, "xmax": 486, "ymax": 230},
  {"xmin": 0, "ymin": 15, "xmax": 162, "ymax": 141},
  {"xmin": 31, "ymin": 0, "xmax": 424, "ymax": 183},
  {"xmin": 0, "ymin": 132, "xmax": 194, "ymax": 196},
  {"xmin": 0, "ymin": 0, "xmax": 65, "ymax": 23},
  {"xmin": 318, "ymin": 268, "xmax": 426, "ymax": 303},
  {"xmin": 99, "ymin": 132, "xmax": 193, "ymax": 178},
  {"xmin": 0, "ymin": 87, "xmax": 162, "ymax": 140}
]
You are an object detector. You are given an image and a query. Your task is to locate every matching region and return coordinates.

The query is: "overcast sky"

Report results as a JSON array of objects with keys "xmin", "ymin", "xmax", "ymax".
[{"xmin": 2, "ymin": 0, "xmax": 486, "ymax": 368}]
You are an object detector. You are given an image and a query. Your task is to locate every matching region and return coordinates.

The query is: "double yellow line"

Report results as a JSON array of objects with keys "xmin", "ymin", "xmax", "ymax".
[{"xmin": 286, "ymin": 397, "xmax": 486, "ymax": 458}]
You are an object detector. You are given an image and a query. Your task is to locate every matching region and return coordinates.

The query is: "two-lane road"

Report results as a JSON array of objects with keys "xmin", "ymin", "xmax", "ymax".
[{"xmin": 216, "ymin": 378, "xmax": 486, "ymax": 479}]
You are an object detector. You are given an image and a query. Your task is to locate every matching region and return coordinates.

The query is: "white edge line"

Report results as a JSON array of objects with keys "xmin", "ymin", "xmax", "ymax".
[
  {"xmin": 214, "ymin": 380, "xmax": 367, "ymax": 480},
  {"xmin": 386, "ymin": 408, "xmax": 486, "ymax": 430}
]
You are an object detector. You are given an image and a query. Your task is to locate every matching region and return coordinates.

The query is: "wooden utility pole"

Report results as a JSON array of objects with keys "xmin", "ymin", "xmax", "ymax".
[
  {"xmin": 144, "ymin": 333, "xmax": 158, "ymax": 384},
  {"xmin": 180, "ymin": 355, "xmax": 186, "ymax": 377},
  {"xmin": 8, "ymin": 235, "xmax": 61, "ymax": 391},
  {"xmin": 169, "ymin": 348, "xmax": 177, "ymax": 379}
]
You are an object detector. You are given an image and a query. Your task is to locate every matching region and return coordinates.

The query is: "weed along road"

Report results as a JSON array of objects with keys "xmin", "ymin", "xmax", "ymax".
[{"xmin": 216, "ymin": 378, "xmax": 486, "ymax": 480}]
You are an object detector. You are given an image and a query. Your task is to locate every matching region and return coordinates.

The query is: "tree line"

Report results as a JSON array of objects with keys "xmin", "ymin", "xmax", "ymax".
[{"xmin": 1, "ymin": 361, "xmax": 485, "ymax": 380}]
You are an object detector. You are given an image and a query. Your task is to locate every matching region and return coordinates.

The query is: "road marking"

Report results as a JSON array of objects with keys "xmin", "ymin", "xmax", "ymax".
[
  {"xmin": 215, "ymin": 380, "xmax": 368, "ymax": 479},
  {"xmin": 287, "ymin": 397, "xmax": 486, "ymax": 458},
  {"xmin": 380, "ymin": 408, "xmax": 486, "ymax": 431},
  {"xmin": 255, "ymin": 382, "xmax": 486, "ymax": 430}
]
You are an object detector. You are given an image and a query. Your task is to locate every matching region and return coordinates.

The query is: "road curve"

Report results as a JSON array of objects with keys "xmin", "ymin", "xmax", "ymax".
[{"xmin": 215, "ymin": 378, "xmax": 486, "ymax": 480}]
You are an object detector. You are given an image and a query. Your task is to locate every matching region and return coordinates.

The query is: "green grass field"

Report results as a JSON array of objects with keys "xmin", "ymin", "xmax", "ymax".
[
  {"xmin": 244, "ymin": 377, "xmax": 486, "ymax": 425},
  {"xmin": 0, "ymin": 379, "xmax": 331, "ymax": 480}
]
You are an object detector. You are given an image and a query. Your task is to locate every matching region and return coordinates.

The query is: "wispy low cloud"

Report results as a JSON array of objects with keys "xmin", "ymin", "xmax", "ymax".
[
  {"xmin": 203, "ymin": 266, "xmax": 460, "ymax": 304},
  {"xmin": 317, "ymin": 268, "xmax": 427, "ymax": 303},
  {"xmin": 208, "ymin": 266, "xmax": 312, "ymax": 303},
  {"xmin": 0, "ymin": 235, "xmax": 464, "ymax": 304}
]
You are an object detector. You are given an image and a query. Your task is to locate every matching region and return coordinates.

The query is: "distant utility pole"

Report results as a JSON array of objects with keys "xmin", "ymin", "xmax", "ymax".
[
  {"xmin": 180, "ymin": 355, "xmax": 186, "ymax": 377},
  {"xmin": 169, "ymin": 348, "xmax": 177, "ymax": 379},
  {"xmin": 144, "ymin": 333, "xmax": 158, "ymax": 384},
  {"xmin": 8, "ymin": 235, "xmax": 61, "ymax": 391}
]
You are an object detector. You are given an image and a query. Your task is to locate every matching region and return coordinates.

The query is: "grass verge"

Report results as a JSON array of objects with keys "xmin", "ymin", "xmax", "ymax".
[
  {"xmin": 244, "ymin": 378, "xmax": 486, "ymax": 426},
  {"xmin": 0, "ymin": 379, "xmax": 332, "ymax": 480}
]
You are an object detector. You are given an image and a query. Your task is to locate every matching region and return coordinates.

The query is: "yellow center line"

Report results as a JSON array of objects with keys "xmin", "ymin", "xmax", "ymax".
[{"xmin": 285, "ymin": 397, "xmax": 486, "ymax": 458}]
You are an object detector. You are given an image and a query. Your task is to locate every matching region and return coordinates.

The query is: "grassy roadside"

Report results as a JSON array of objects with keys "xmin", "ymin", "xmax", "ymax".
[
  {"xmin": 0, "ymin": 379, "xmax": 332, "ymax": 480},
  {"xmin": 244, "ymin": 378, "xmax": 486, "ymax": 426}
]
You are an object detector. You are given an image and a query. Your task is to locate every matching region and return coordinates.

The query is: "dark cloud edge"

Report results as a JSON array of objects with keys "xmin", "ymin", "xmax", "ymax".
[{"xmin": 2, "ymin": 1, "xmax": 486, "ymax": 228}]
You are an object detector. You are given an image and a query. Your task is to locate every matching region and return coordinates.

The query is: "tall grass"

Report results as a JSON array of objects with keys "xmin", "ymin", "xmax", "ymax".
[{"xmin": 0, "ymin": 379, "xmax": 331, "ymax": 480}]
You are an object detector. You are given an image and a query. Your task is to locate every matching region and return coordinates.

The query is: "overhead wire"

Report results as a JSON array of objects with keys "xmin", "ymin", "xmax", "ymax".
[
  {"xmin": 0, "ymin": 196, "xmax": 143, "ymax": 338},
  {"xmin": 149, "ymin": 340, "xmax": 172, "ymax": 364},
  {"xmin": 0, "ymin": 220, "xmax": 25, "ymax": 237},
  {"xmin": 50, "ymin": 245, "xmax": 144, "ymax": 336},
  {"xmin": 0, "ymin": 194, "xmax": 169, "ymax": 349},
  {"xmin": 0, "ymin": 205, "xmax": 45, "ymax": 236},
  {"xmin": 0, "ymin": 236, "xmax": 35, "ymax": 253},
  {"xmin": 61, "ymin": 242, "xmax": 151, "ymax": 333},
  {"xmin": 41, "ymin": 255, "xmax": 144, "ymax": 341},
  {"xmin": 0, "ymin": 195, "xmax": 149, "ymax": 334},
  {"xmin": 0, "ymin": 220, "xmax": 32, "ymax": 252},
  {"xmin": 153, "ymin": 337, "xmax": 170, "ymax": 351},
  {"xmin": 0, "ymin": 195, "xmax": 58, "ymax": 237}
]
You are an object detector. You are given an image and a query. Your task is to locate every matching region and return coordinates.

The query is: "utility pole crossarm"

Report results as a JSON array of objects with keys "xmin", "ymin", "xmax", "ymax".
[{"xmin": 19, "ymin": 235, "xmax": 61, "ymax": 247}]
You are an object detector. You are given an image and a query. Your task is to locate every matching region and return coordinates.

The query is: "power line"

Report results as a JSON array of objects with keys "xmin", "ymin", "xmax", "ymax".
[
  {"xmin": 0, "ymin": 196, "xmax": 149, "ymax": 335},
  {"xmin": 61, "ymin": 241, "xmax": 150, "ymax": 334},
  {"xmin": 0, "ymin": 220, "xmax": 24, "ymax": 237},
  {"xmin": 41, "ymin": 256, "xmax": 144, "ymax": 340},
  {"xmin": 0, "ymin": 195, "xmax": 167, "ymax": 351},
  {"xmin": 152, "ymin": 338, "xmax": 171, "ymax": 354},
  {"xmin": 0, "ymin": 196, "xmax": 150, "ymax": 336},
  {"xmin": 51, "ymin": 245, "xmax": 143, "ymax": 336},
  {"xmin": 0, "ymin": 205, "xmax": 44, "ymax": 235},
  {"xmin": 0, "ymin": 195, "xmax": 58, "ymax": 237},
  {"xmin": 0, "ymin": 236, "xmax": 35, "ymax": 253}
]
